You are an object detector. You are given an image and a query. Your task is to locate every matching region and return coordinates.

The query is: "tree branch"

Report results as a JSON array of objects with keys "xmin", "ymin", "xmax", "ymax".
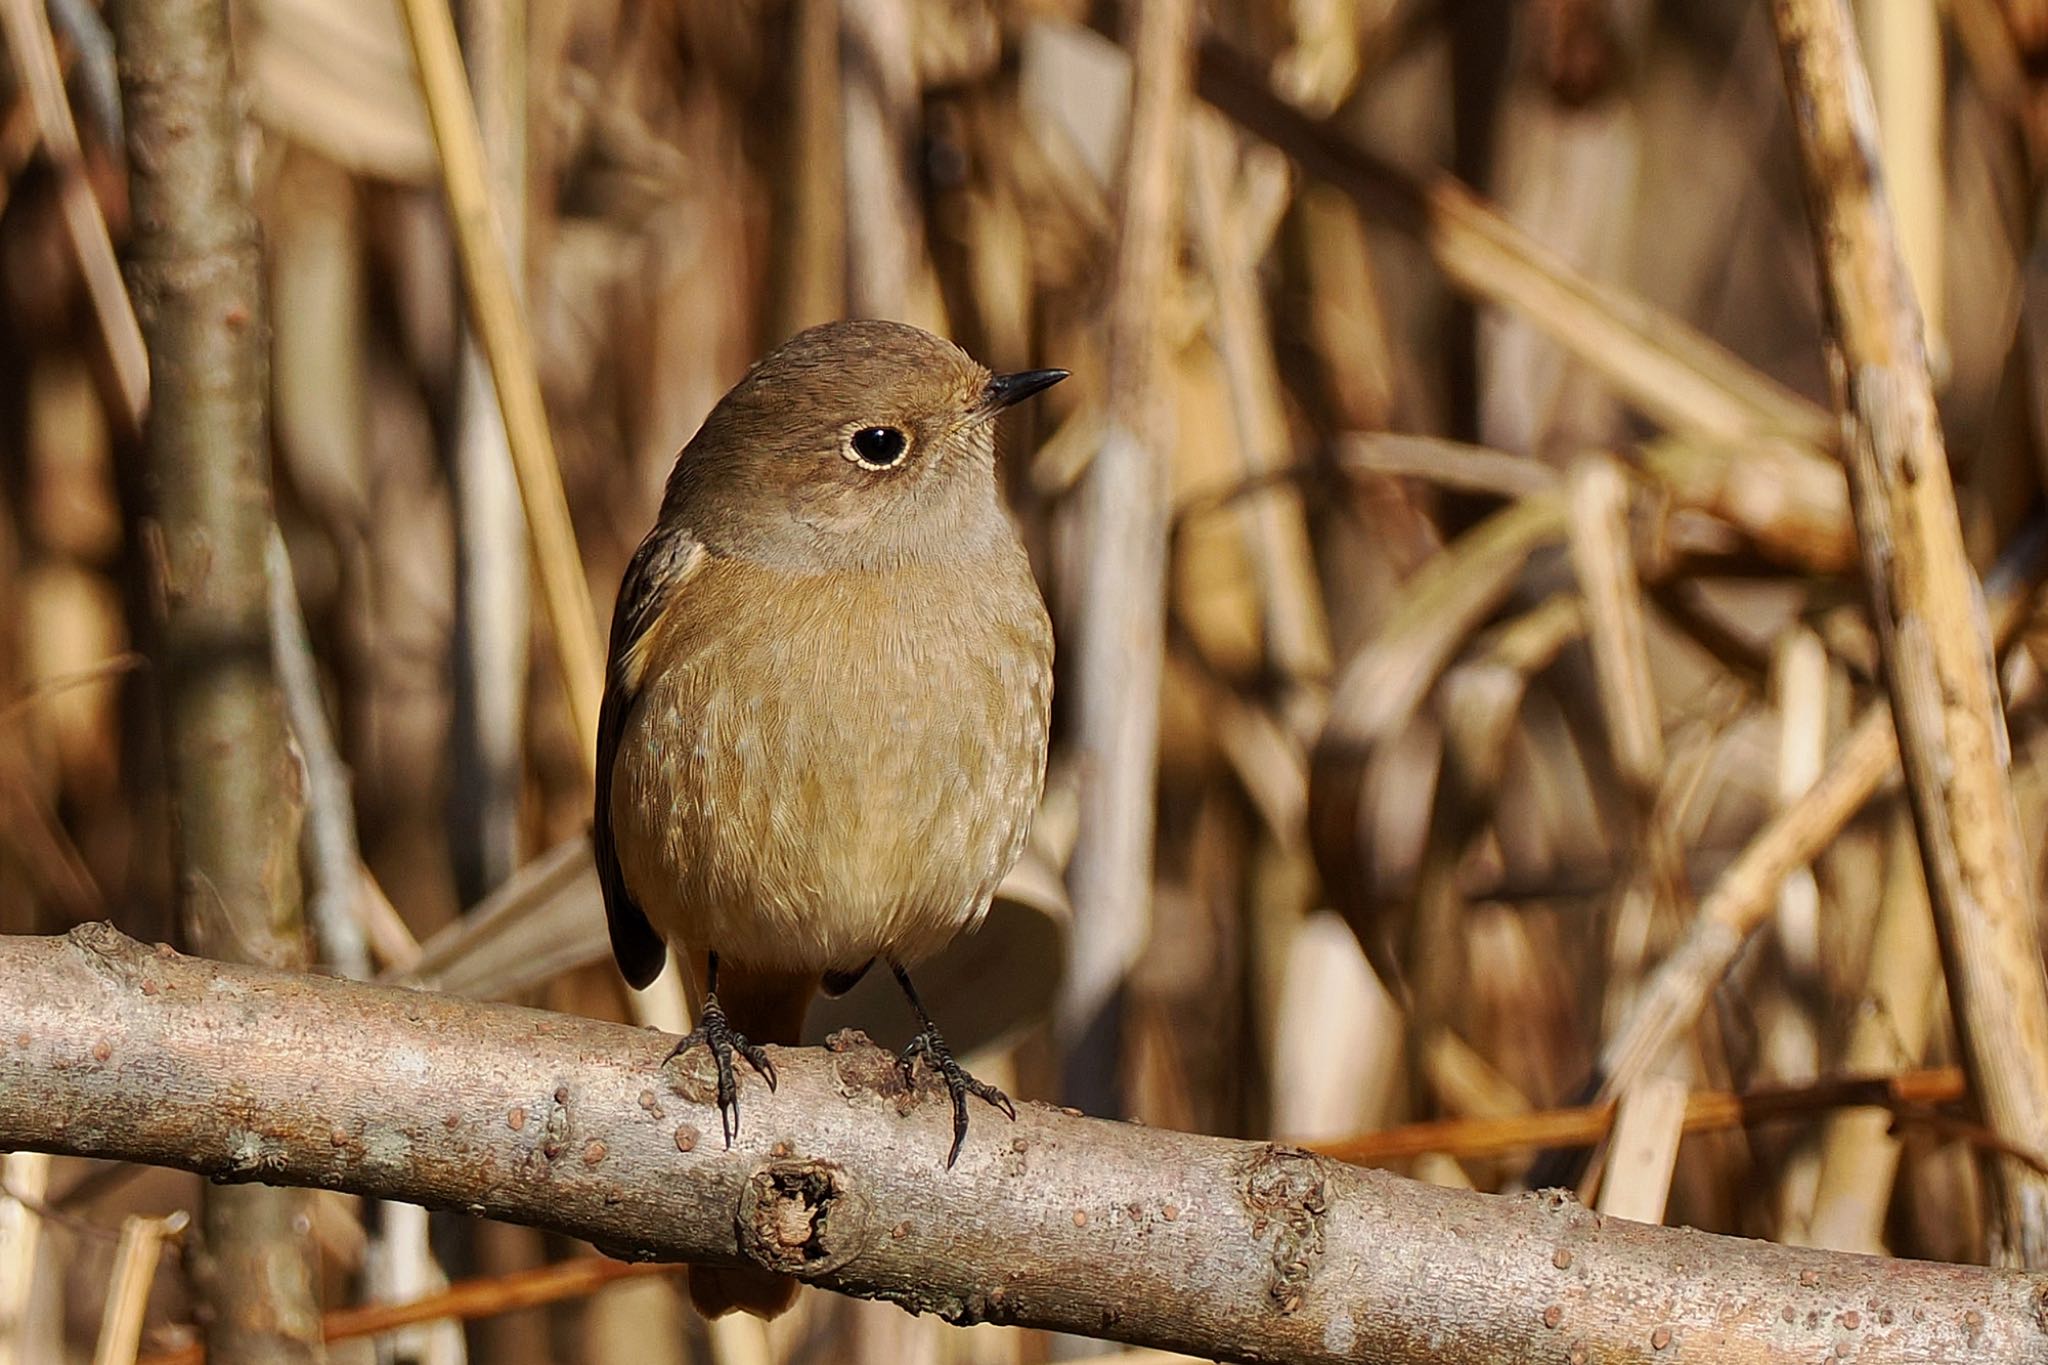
[{"xmin": 5, "ymin": 926, "xmax": 2045, "ymax": 1363}]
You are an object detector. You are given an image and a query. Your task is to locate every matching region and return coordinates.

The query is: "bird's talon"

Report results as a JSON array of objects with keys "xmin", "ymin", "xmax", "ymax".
[
  {"xmin": 664, "ymin": 996, "xmax": 769, "ymax": 1145},
  {"xmin": 897, "ymin": 1024, "xmax": 1014, "ymax": 1168}
]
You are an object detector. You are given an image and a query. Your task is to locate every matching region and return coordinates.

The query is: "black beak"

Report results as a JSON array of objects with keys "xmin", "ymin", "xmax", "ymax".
[{"xmin": 982, "ymin": 368, "xmax": 1069, "ymax": 412}]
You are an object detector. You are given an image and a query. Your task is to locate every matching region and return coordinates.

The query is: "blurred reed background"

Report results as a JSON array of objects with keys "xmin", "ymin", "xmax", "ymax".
[{"xmin": 2, "ymin": 0, "xmax": 2046, "ymax": 1360}]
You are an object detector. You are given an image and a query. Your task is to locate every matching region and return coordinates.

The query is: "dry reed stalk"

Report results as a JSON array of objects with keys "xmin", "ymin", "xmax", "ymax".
[
  {"xmin": 1770, "ymin": 627, "xmax": 1829, "ymax": 983},
  {"xmin": 1060, "ymin": 0, "xmax": 1195, "ymax": 1037},
  {"xmin": 1589, "ymin": 513, "xmax": 2045, "ymax": 1115},
  {"xmin": 0, "ymin": 0, "xmax": 147, "ymax": 428},
  {"xmin": 1292, "ymin": 182, "xmax": 1399, "ymax": 431},
  {"xmin": 0, "ymin": 1153, "xmax": 51, "ymax": 1365},
  {"xmin": 1476, "ymin": 4, "xmax": 1646, "ymax": 459},
  {"xmin": 1195, "ymin": 39, "xmax": 1835, "ymax": 450},
  {"xmin": 1319, "ymin": 495, "xmax": 1569, "ymax": 755},
  {"xmin": 1269, "ymin": 910, "xmax": 1403, "ymax": 1141},
  {"xmin": 393, "ymin": 0, "xmax": 604, "ymax": 773},
  {"xmin": 1186, "ymin": 113, "xmax": 1333, "ymax": 715},
  {"xmin": 268, "ymin": 147, "xmax": 371, "ymax": 525},
  {"xmin": 1567, "ymin": 454, "xmax": 1663, "ymax": 797},
  {"xmin": 448, "ymin": 0, "xmax": 531, "ymax": 902},
  {"xmin": 91, "ymin": 1214, "xmax": 184, "ymax": 1365},
  {"xmin": 1312, "ymin": 495, "xmax": 1568, "ymax": 950},
  {"xmin": 1400, "ymin": 600, "xmax": 1584, "ymax": 1086},
  {"xmin": 1594, "ymin": 1073, "xmax": 1688, "ymax": 1224},
  {"xmin": 1764, "ymin": 631, "xmax": 1834, "ymax": 1238},
  {"xmin": 1772, "ymin": 0, "xmax": 2048, "ymax": 1264},
  {"xmin": 362, "ymin": 1201, "xmax": 460, "ymax": 1365},
  {"xmin": 139, "ymin": 1258, "xmax": 680, "ymax": 1365},
  {"xmin": 1202, "ymin": 677, "xmax": 1309, "ymax": 845},
  {"xmin": 402, "ymin": 0, "xmax": 697, "ymax": 1041},
  {"xmin": 1340, "ymin": 432, "xmax": 1562, "ymax": 501},
  {"xmin": 840, "ymin": 0, "xmax": 925, "ymax": 322},
  {"xmin": 1798, "ymin": 807, "xmax": 1939, "ymax": 1253},
  {"xmin": 1423, "ymin": 1030, "xmax": 1534, "ymax": 1123},
  {"xmin": 1948, "ymin": 0, "xmax": 2035, "ymax": 160},
  {"xmin": 1343, "ymin": 427, "xmax": 1852, "ymax": 589},
  {"xmin": 1593, "ymin": 703, "xmax": 1898, "ymax": 1102},
  {"xmin": 1856, "ymin": 0, "xmax": 1946, "ymax": 367},
  {"xmin": 774, "ymin": 0, "xmax": 847, "ymax": 339},
  {"xmin": 356, "ymin": 863, "xmax": 421, "ymax": 974},
  {"xmin": 1637, "ymin": 437, "xmax": 1857, "ymax": 574},
  {"xmin": 956, "ymin": 167, "xmax": 1036, "ymax": 374}
]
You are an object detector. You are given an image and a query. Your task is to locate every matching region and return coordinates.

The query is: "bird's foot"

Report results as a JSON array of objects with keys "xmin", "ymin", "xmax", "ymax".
[
  {"xmin": 665, "ymin": 996, "xmax": 776, "ymax": 1147},
  {"xmin": 898, "ymin": 1024, "xmax": 1016, "ymax": 1168}
]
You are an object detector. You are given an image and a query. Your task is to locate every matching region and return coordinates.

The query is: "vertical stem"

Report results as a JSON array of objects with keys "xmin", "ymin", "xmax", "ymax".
[
  {"xmin": 773, "ymin": 0, "xmax": 846, "ymax": 339},
  {"xmin": 396, "ymin": 0, "xmax": 604, "ymax": 771},
  {"xmin": 1856, "ymin": 0, "xmax": 1945, "ymax": 366},
  {"xmin": 839, "ymin": 0, "xmax": 922, "ymax": 322},
  {"xmin": 1059, "ymin": 0, "xmax": 1196, "ymax": 1040},
  {"xmin": 1185, "ymin": 113, "xmax": 1334, "ymax": 716},
  {"xmin": 109, "ymin": 0, "xmax": 325, "ymax": 1354},
  {"xmin": 449, "ymin": 0, "xmax": 531, "ymax": 902},
  {"xmin": 1770, "ymin": 0, "xmax": 2048, "ymax": 1265}
]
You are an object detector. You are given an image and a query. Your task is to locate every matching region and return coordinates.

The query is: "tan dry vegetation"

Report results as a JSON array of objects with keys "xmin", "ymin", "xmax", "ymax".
[{"xmin": 5, "ymin": 0, "xmax": 2048, "ymax": 1360}]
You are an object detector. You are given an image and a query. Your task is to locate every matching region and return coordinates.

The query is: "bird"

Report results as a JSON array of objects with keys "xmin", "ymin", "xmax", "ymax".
[{"xmin": 594, "ymin": 318, "xmax": 1062, "ymax": 1318}]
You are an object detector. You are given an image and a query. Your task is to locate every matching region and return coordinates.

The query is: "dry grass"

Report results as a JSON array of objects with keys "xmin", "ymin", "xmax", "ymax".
[{"xmin": 5, "ymin": 0, "xmax": 2048, "ymax": 1359}]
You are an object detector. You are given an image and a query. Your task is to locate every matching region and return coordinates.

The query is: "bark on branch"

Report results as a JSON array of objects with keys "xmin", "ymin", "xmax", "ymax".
[{"xmin": 5, "ymin": 926, "xmax": 2046, "ymax": 1363}]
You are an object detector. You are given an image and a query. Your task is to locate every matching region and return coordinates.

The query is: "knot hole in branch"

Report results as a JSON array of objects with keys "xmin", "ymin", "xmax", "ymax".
[
  {"xmin": 737, "ymin": 1158, "xmax": 871, "ymax": 1278},
  {"xmin": 1237, "ymin": 1145, "xmax": 1332, "ymax": 1314}
]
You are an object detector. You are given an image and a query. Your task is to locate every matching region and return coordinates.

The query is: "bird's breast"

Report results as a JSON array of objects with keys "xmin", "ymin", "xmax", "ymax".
[{"xmin": 609, "ymin": 550, "xmax": 1052, "ymax": 973}]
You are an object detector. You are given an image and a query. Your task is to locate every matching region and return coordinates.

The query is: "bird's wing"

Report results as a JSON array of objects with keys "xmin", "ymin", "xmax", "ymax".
[{"xmin": 594, "ymin": 524, "xmax": 707, "ymax": 989}]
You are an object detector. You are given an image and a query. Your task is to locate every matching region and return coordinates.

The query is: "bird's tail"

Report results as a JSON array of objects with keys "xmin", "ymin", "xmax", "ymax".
[
  {"xmin": 685, "ymin": 964, "xmax": 816, "ymax": 1322},
  {"xmin": 687, "ymin": 1264, "xmax": 801, "ymax": 1321}
]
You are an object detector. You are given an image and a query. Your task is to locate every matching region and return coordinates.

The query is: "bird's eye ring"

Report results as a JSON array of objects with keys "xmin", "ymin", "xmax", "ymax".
[{"xmin": 847, "ymin": 426, "xmax": 908, "ymax": 469}]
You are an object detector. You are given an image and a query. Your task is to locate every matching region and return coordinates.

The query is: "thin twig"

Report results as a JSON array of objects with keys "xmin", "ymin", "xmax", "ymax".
[
  {"xmin": 1305, "ymin": 1066, "xmax": 1977, "ymax": 1165},
  {"xmin": 0, "ymin": 655, "xmax": 145, "ymax": 730},
  {"xmin": 267, "ymin": 531, "xmax": 370, "ymax": 981}
]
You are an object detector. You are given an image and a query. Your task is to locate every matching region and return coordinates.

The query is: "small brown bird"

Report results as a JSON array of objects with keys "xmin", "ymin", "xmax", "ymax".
[{"xmin": 595, "ymin": 319, "xmax": 1061, "ymax": 1318}]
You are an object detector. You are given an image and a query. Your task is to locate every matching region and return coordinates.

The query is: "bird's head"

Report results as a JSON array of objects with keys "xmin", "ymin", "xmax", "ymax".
[{"xmin": 662, "ymin": 319, "xmax": 1066, "ymax": 570}]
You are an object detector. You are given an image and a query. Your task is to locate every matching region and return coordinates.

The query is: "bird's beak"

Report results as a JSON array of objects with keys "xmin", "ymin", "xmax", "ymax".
[{"xmin": 981, "ymin": 368, "xmax": 1069, "ymax": 413}]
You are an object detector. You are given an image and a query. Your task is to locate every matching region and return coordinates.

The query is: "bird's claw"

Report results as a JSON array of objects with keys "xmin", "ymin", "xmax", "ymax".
[
  {"xmin": 666, "ymin": 997, "xmax": 775, "ymax": 1147},
  {"xmin": 899, "ymin": 1024, "xmax": 1015, "ymax": 1168}
]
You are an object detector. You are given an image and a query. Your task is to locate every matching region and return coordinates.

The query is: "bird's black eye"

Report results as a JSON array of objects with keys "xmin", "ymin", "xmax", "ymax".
[{"xmin": 849, "ymin": 426, "xmax": 908, "ymax": 468}]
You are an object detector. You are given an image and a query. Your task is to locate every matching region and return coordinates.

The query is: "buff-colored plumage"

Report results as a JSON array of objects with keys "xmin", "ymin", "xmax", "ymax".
[
  {"xmin": 610, "ymin": 551, "xmax": 1050, "ymax": 972},
  {"xmin": 594, "ymin": 320, "xmax": 1058, "ymax": 1319}
]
